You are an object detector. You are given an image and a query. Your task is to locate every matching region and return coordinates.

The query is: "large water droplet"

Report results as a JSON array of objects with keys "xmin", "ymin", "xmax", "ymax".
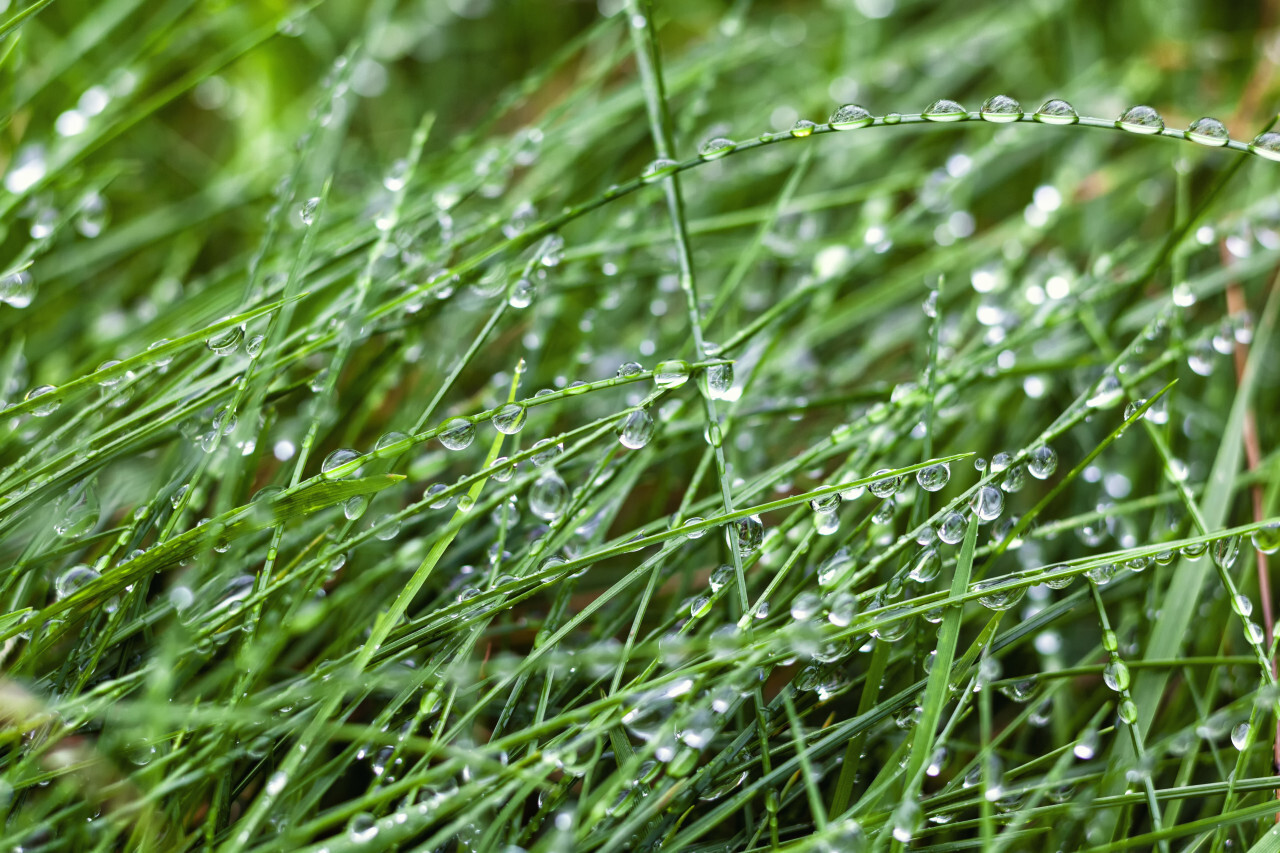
[
  {"xmin": 25, "ymin": 385, "xmax": 60, "ymax": 416},
  {"xmin": 970, "ymin": 486, "xmax": 1004, "ymax": 521},
  {"xmin": 915, "ymin": 463, "xmax": 950, "ymax": 492},
  {"xmin": 643, "ymin": 159, "xmax": 678, "ymax": 182},
  {"xmin": 1102, "ymin": 659, "xmax": 1130, "ymax": 692},
  {"xmin": 923, "ymin": 99, "xmax": 966, "ymax": 122},
  {"xmin": 55, "ymin": 564, "xmax": 101, "ymax": 599},
  {"xmin": 1231, "ymin": 721, "xmax": 1251, "ymax": 751},
  {"xmin": 438, "ymin": 417, "xmax": 475, "ymax": 450},
  {"xmin": 618, "ymin": 409, "xmax": 655, "ymax": 449},
  {"xmin": 868, "ymin": 469, "xmax": 904, "ymax": 498},
  {"xmin": 891, "ymin": 799, "xmax": 921, "ymax": 842},
  {"xmin": 974, "ymin": 579, "xmax": 1025, "ymax": 611},
  {"xmin": 0, "ymin": 270, "xmax": 36, "ymax": 308},
  {"xmin": 1033, "ymin": 99, "xmax": 1078, "ymax": 125},
  {"xmin": 790, "ymin": 119, "xmax": 816, "ymax": 138},
  {"xmin": 654, "ymin": 360, "xmax": 690, "ymax": 388},
  {"xmin": 1117, "ymin": 105, "xmax": 1164, "ymax": 134},
  {"xmin": 736, "ymin": 515, "xmax": 763, "ymax": 554},
  {"xmin": 1252, "ymin": 523, "xmax": 1280, "ymax": 555},
  {"xmin": 1250, "ymin": 132, "xmax": 1280, "ymax": 162},
  {"xmin": 979, "ymin": 95, "xmax": 1022, "ymax": 123},
  {"xmin": 206, "ymin": 324, "xmax": 245, "ymax": 357},
  {"xmin": 1212, "ymin": 535, "xmax": 1239, "ymax": 570},
  {"xmin": 1027, "ymin": 445, "xmax": 1057, "ymax": 479},
  {"xmin": 704, "ymin": 363, "xmax": 734, "ymax": 400},
  {"xmin": 829, "ymin": 104, "xmax": 873, "ymax": 129},
  {"xmin": 937, "ymin": 511, "xmax": 966, "ymax": 545},
  {"xmin": 530, "ymin": 469, "xmax": 568, "ymax": 520},
  {"xmin": 699, "ymin": 137, "xmax": 735, "ymax": 159},
  {"xmin": 1186, "ymin": 117, "xmax": 1229, "ymax": 147},
  {"xmin": 321, "ymin": 448, "xmax": 360, "ymax": 477},
  {"xmin": 491, "ymin": 403, "xmax": 526, "ymax": 435}
]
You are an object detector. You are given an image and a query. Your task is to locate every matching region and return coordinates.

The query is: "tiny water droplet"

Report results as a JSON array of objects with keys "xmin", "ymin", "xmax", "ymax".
[
  {"xmin": 923, "ymin": 99, "xmax": 966, "ymax": 122},
  {"xmin": 1124, "ymin": 399, "xmax": 1147, "ymax": 420},
  {"xmin": 1251, "ymin": 523, "xmax": 1280, "ymax": 555},
  {"xmin": 643, "ymin": 159, "xmax": 678, "ymax": 181},
  {"xmin": 616, "ymin": 361, "xmax": 643, "ymax": 378},
  {"xmin": 980, "ymin": 95, "xmax": 1022, "ymax": 122},
  {"xmin": 790, "ymin": 119, "xmax": 817, "ymax": 137},
  {"xmin": 491, "ymin": 403, "xmax": 526, "ymax": 435},
  {"xmin": 1102, "ymin": 660, "xmax": 1130, "ymax": 692},
  {"xmin": 1117, "ymin": 105, "xmax": 1163, "ymax": 134},
  {"xmin": 829, "ymin": 103, "xmax": 873, "ymax": 129},
  {"xmin": 1033, "ymin": 99, "xmax": 1078, "ymax": 125},
  {"xmin": 348, "ymin": 812, "xmax": 378, "ymax": 842},
  {"xmin": 438, "ymin": 417, "xmax": 475, "ymax": 450},
  {"xmin": 299, "ymin": 197, "xmax": 320, "ymax": 225},
  {"xmin": 1231, "ymin": 722, "xmax": 1250, "ymax": 751},
  {"xmin": 1186, "ymin": 116, "xmax": 1229, "ymax": 147},
  {"xmin": 55, "ymin": 564, "xmax": 101, "ymax": 599},
  {"xmin": 0, "ymin": 270, "xmax": 36, "ymax": 308},
  {"xmin": 25, "ymin": 385, "xmax": 60, "ymax": 416},
  {"xmin": 508, "ymin": 278, "xmax": 535, "ymax": 308}
]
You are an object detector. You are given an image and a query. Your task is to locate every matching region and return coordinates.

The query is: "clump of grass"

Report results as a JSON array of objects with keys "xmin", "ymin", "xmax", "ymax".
[{"xmin": 2, "ymin": 1, "xmax": 1280, "ymax": 850}]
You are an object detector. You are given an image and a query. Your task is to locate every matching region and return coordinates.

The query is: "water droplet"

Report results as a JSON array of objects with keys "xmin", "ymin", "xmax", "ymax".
[
  {"xmin": 817, "ymin": 547, "xmax": 853, "ymax": 586},
  {"xmin": 970, "ymin": 486, "xmax": 1004, "ymax": 521},
  {"xmin": 1085, "ymin": 563, "xmax": 1115, "ymax": 585},
  {"xmin": 810, "ymin": 493, "xmax": 842, "ymax": 513},
  {"xmin": 1251, "ymin": 523, "xmax": 1280, "ymax": 555},
  {"xmin": 616, "ymin": 361, "xmax": 643, "ymax": 378},
  {"xmin": 438, "ymin": 417, "xmax": 475, "ymax": 450},
  {"xmin": 1231, "ymin": 721, "xmax": 1250, "ymax": 751},
  {"xmin": 910, "ymin": 548, "xmax": 941, "ymax": 583},
  {"xmin": 1124, "ymin": 399, "xmax": 1147, "ymax": 420},
  {"xmin": 699, "ymin": 136, "xmax": 735, "ymax": 159},
  {"xmin": 790, "ymin": 119, "xmax": 817, "ymax": 137},
  {"xmin": 815, "ymin": 510, "xmax": 840, "ymax": 535},
  {"xmin": 654, "ymin": 360, "xmax": 690, "ymax": 388},
  {"xmin": 1102, "ymin": 659, "xmax": 1130, "ymax": 692},
  {"xmin": 922, "ymin": 289, "xmax": 938, "ymax": 318},
  {"xmin": 25, "ymin": 385, "xmax": 60, "ymax": 416},
  {"xmin": 0, "ymin": 270, "xmax": 36, "ymax": 308},
  {"xmin": 891, "ymin": 799, "xmax": 921, "ymax": 842},
  {"xmin": 1033, "ymin": 99, "xmax": 1078, "ymax": 125},
  {"xmin": 321, "ymin": 448, "xmax": 360, "ymax": 477},
  {"xmin": 829, "ymin": 103, "xmax": 873, "ymax": 129},
  {"xmin": 979, "ymin": 94, "xmax": 1022, "ymax": 122},
  {"xmin": 266, "ymin": 770, "xmax": 288, "ymax": 796},
  {"xmin": 736, "ymin": 515, "xmax": 763, "ymax": 554},
  {"xmin": 1249, "ymin": 132, "xmax": 1280, "ymax": 161},
  {"xmin": 299, "ymin": 197, "xmax": 320, "ymax": 226},
  {"xmin": 491, "ymin": 403, "xmax": 527, "ymax": 435},
  {"xmin": 923, "ymin": 99, "xmax": 966, "ymax": 122},
  {"xmin": 643, "ymin": 159, "xmax": 678, "ymax": 181},
  {"xmin": 343, "ymin": 495, "xmax": 368, "ymax": 520},
  {"xmin": 883, "ymin": 112, "xmax": 902, "ymax": 124},
  {"xmin": 868, "ymin": 469, "xmax": 903, "ymax": 498},
  {"xmin": 348, "ymin": 812, "xmax": 378, "ymax": 842},
  {"xmin": 915, "ymin": 463, "xmax": 950, "ymax": 492},
  {"xmin": 509, "ymin": 278, "xmax": 535, "ymax": 308},
  {"xmin": 531, "ymin": 438, "xmax": 563, "ymax": 467},
  {"xmin": 1232, "ymin": 593, "xmax": 1253, "ymax": 618},
  {"xmin": 937, "ymin": 511, "xmax": 966, "ymax": 544},
  {"xmin": 245, "ymin": 334, "xmax": 266, "ymax": 357},
  {"xmin": 1073, "ymin": 729, "xmax": 1099, "ymax": 760},
  {"xmin": 618, "ymin": 409, "xmax": 655, "ymax": 449},
  {"xmin": 974, "ymin": 579, "xmax": 1025, "ymax": 611},
  {"xmin": 530, "ymin": 469, "xmax": 568, "ymax": 520},
  {"xmin": 1027, "ymin": 445, "xmax": 1057, "ymax": 479},
  {"xmin": 1212, "ymin": 535, "xmax": 1240, "ymax": 570},
  {"xmin": 704, "ymin": 363, "xmax": 734, "ymax": 400},
  {"xmin": 1186, "ymin": 116, "xmax": 1229, "ymax": 147},
  {"xmin": 1117, "ymin": 105, "xmax": 1164, "ymax": 134},
  {"xmin": 1086, "ymin": 374, "xmax": 1122, "ymax": 409},
  {"xmin": 206, "ymin": 324, "xmax": 245, "ymax": 357},
  {"xmin": 373, "ymin": 513, "xmax": 400, "ymax": 540},
  {"xmin": 55, "ymin": 564, "xmax": 101, "ymax": 599}
]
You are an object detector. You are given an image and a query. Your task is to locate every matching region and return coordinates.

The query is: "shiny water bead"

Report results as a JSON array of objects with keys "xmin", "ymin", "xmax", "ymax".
[
  {"xmin": 1102, "ymin": 660, "xmax": 1130, "ymax": 692},
  {"xmin": 915, "ymin": 463, "xmax": 950, "ymax": 492},
  {"xmin": 735, "ymin": 515, "xmax": 764, "ymax": 554},
  {"xmin": 1231, "ymin": 722, "xmax": 1251, "ymax": 751},
  {"xmin": 55, "ymin": 564, "xmax": 102, "ymax": 599},
  {"xmin": 699, "ymin": 137, "xmax": 735, "ymax": 159},
  {"xmin": 979, "ymin": 95, "xmax": 1022, "ymax": 122},
  {"xmin": 1249, "ymin": 132, "xmax": 1280, "ymax": 161},
  {"xmin": 704, "ymin": 363, "xmax": 734, "ymax": 400},
  {"xmin": 1123, "ymin": 399, "xmax": 1147, "ymax": 421},
  {"xmin": 681, "ymin": 517, "xmax": 706, "ymax": 539},
  {"xmin": 923, "ymin": 99, "xmax": 966, "ymax": 122},
  {"xmin": 1000, "ymin": 464, "xmax": 1026, "ymax": 493},
  {"xmin": 618, "ymin": 409, "xmax": 655, "ymax": 449},
  {"xmin": 1117, "ymin": 105, "xmax": 1164, "ymax": 134},
  {"xmin": 0, "ymin": 270, "xmax": 35, "ymax": 308},
  {"xmin": 883, "ymin": 112, "xmax": 902, "ymax": 124},
  {"xmin": 937, "ymin": 511, "xmax": 967, "ymax": 544},
  {"xmin": 810, "ymin": 493, "xmax": 842, "ymax": 513},
  {"xmin": 643, "ymin": 158, "xmax": 678, "ymax": 181},
  {"xmin": 530, "ymin": 438, "xmax": 563, "ymax": 466},
  {"xmin": 343, "ymin": 494, "xmax": 368, "ymax": 520},
  {"xmin": 1186, "ymin": 116, "xmax": 1229, "ymax": 147},
  {"xmin": 829, "ymin": 103, "xmax": 873, "ymax": 129},
  {"xmin": 708, "ymin": 564, "xmax": 735, "ymax": 593},
  {"xmin": 321, "ymin": 448, "xmax": 360, "ymax": 477},
  {"xmin": 1252, "ymin": 523, "xmax": 1280, "ymax": 555},
  {"xmin": 25, "ymin": 385, "xmax": 60, "ymax": 416},
  {"xmin": 1212, "ymin": 535, "xmax": 1240, "ymax": 569},
  {"xmin": 529, "ymin": 469, "xmax": 568, "ymax": 520},
  {"xmin": 245, "ymin": 334, "xmax": 266, "ymax": 358},
  {"xmin": 1027, "ymin": 445, "xmax": 1057, "ymax": 479},
  {"xmin": 1085, "ymin": 562, "xmax": 1115, "ymax": 585},
  {"xmin": 1033, "ymin": 99, "xmax": 1078, "ymax": 125},
  {"xmin": 372, "ymin": 431, "xmax": 407, "ymax": 458},
  {"xmin": 791, "ymin": 591, "xmax": 821, "ymax": 621},
  {"xmin": 206, "ymin": 324, "xmax": 245, "ymax": 356},
  {"xmin": 974, "ymin": 579, "xmax": 1025, "ymax": 611},
  {"xmin": 817, "ymin": 547, "xmax": 853, "ymax": 586},
  {"xmin": 438, "ymin": 417, "xmax": 475, "ymax": 450},
  {"xmin": 508, "ymin": 278, "xmax": 535, "ymax": 308},
  {"xmin": 491, "ymin": 403, "xmax": 527, "ymax": 435},
  {"xmin": 971, "ymin": 486, "xmax": 1004, "ymax": 521},
  {"xmin": 299, "ymin": 196, "xmax": 320, "ymax": 225},
  {"xmin": 616, "ymin": 361, "xmax": 644, "ymax": 378},
  {"xmin": 654, "ymin": 360, "xmax": 690, "ymax": 388},
  {"xmin": 790, "ymin": 119, "xmax": 817, "ymax": 138},
  {"xmin": 868, "ymin": 469, "xmax": 904, "ymax": 498},
  {"xmin": 910, "ymin": 548, "xmax": 941, "ymax": 583},
  {"xmin": 815, "ymin": 510, "xmax": 840, "ymax": 535}
]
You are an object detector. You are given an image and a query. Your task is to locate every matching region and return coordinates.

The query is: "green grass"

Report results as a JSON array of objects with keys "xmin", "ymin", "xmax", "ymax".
[{"xmin": 3, "ymin": 0, "xmax": 1280, "ymax": 850}]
